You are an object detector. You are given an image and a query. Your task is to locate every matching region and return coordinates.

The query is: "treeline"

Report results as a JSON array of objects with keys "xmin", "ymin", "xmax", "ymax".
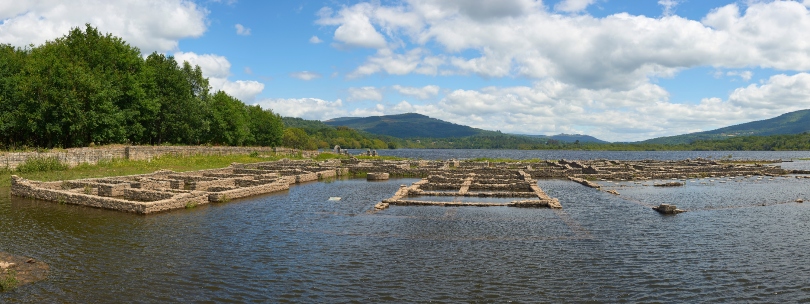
[
  {"xmin": 0, "ymin": 25, "xmax": 283, "ymax": 149},
  {"xmin": 312, "ymin": 132, "xmax": 810, "ymax": 151},
  {"xmin": 281, "ymin": 117, "xmax": 398, "ymax": 150},
  {"xmin": 665, "ymin": 133, "xmax": 810, "ymax": 151}
]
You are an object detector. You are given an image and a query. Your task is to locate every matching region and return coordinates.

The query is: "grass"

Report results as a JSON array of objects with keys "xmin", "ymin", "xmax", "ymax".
[
  {"xmin": 15, "ymin": 156, "xmax": 69, "ymax": 173},
  {"xmin": 314, "ymin": 153, "xmax": 348, "ymax": 161},
  {"xmin": 1, "ymin": 153, "xmax": 304, "ymax": 187},
  {"xmin": 0, "ymin": 269, "xmax": 18, "ymax": 292},
  {"xmin": 349, "ymin": 171, "xmax": 368, "ymax": 178}
]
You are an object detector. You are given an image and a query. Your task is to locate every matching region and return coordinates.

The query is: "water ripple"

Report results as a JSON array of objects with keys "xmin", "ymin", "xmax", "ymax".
[{"xmin": 2, "ymin": 173, "xmax": 810, "ymax": 302}]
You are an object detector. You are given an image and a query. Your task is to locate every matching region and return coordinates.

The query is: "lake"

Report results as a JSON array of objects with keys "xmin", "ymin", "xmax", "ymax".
[{"xmin": 2, "ymin": 150, "xmax": 810, "ymax": 302}]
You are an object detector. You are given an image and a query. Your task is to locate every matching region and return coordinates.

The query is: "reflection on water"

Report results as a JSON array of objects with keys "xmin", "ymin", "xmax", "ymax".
[{"xmin": 2, "ymin": 158, "xmax": 810, "ymax": 301}]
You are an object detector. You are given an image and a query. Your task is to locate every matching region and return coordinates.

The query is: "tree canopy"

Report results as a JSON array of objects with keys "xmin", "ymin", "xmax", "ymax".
[{"xmin": 0, "ymin": 24, "xmax": 283, "ymax": 149}]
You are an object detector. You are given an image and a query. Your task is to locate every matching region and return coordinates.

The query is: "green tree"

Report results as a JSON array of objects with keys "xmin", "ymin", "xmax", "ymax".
[
  {"xmin": 0, "ymin": 44, "xmax": 28, "ymax": 147},
  {"xmin": 205, "ymin": 91, "xmax": 250, "ymax": 145},
  {"xmin": 283, "ymin": 128, "xmax": 317, "ymax": 150},
  {"xmin": 14, "ymin": 24, "xmax": 145, "ymax": 147},
  {"xmin": 246, "ymin": 105, "xmax": 283, "ymax": 146}
]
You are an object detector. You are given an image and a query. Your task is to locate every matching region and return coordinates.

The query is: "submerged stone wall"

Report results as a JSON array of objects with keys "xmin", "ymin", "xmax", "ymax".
[
  {"xmin": 11, "ymin": 157, "xmax": 801, "ymax": 215},
  {"xmin": 380, "ymin": 169, "xmax": 562, "ymax": 209}
]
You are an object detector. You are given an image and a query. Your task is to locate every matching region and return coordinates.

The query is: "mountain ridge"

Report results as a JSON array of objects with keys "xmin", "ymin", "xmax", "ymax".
[
  {"xmin": 323, "ymin": 113, "xmax": 609, "ymax": 143},
  {"xmin": 324, "ymin": 113, "xmax": 485, "ymax": 138},
  {"xmin": 641, "ymin": 109, "xmax": 810, "ymax": 144}
]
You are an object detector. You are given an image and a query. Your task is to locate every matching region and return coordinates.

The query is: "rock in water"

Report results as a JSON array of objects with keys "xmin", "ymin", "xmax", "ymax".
[{"xmin": 653, "ymin": 204, "xmax": 686, "ymax": 214}]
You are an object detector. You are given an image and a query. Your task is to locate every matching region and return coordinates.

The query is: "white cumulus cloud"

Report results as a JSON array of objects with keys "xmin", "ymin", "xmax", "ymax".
[
  {"xmin": 317, "ymin": 4, "xmax": 388, "ymax": 49},
  {"xmin": 257, "ymin": 98, "xmax": 347, "ymax": 120},
  {"xmin": 555, "ymin": 0, "xmax": 596, "ymax": 13},
  {"xmin": 726, "ymin": 73, "xmax": 810, "ymax": 111},
  {"xmin": 658, "ymin": 0, "xmax": 680, "ymax": 16},
  {"xmin": 348, "ymin": 48, "xmax": 444, "ymax": 78},
  {"xmin": 309, "ymin": 35, "xmax": 323, "ymax": 43},
  {"xmin": 0, "ymin": 0, "xmax": 208, "ymax": 53},
  {"xmin": 210, "ymin": 79, "xmax": 265, "ymax": 102},
  {"xmin": 726, "ymin": 70, "xmax": 753, "ymax": 81},
  {"xmin": 174, "ymin": 52, "xmax": 231, "ymax": 78},
  {"xmin": 347, "ymin": 87, "xmax": 384, "ymax": 101},
  {"xmin": 235, "ymin": 24, "xmax": 251, "ymax": 36},
  {"xmin": 318, "ymin": 0, "xmax": 810, "ymax": 92},
  {"xmin": 392, "ymin": 85, "xmax": 440, "ymax": 100},
  {"xmin": 174, "ymin": 51, "xmax": 265, "ymax": 102},
  {"xmin": 290, "ymin": 71, "xmax": 322, "ymax": 81}
]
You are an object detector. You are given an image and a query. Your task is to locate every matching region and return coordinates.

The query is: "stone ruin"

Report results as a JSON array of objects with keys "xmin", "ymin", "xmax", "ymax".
[
  {"xmin": 11, "ymin": 156, "xmax": 805, "ymax": 215},
  {"xmin": 359, "ymin": 157, "xmax": 798, "ymax": 212},
  {"xmin": 11, "ymin": 159, "xmax": 348, "ymax": 214},
  {"xmin": 375, "ymin": 169, "xmax": 561, "ymax": 210}
]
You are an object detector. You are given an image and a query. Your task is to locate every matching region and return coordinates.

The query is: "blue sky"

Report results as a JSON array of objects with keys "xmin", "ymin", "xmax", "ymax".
[{"xmin": 2, "ymin": 0, "xmax": 810, "ymax": 141}]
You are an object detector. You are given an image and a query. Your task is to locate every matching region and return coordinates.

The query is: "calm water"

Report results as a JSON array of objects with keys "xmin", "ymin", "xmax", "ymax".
[
  {"xmin": 369, "ymin": 148, "xmax": 810, "ymax": 161},
  {"xmin": 2, "ymin": 151, "xmax": 810, "ymax": 302}
]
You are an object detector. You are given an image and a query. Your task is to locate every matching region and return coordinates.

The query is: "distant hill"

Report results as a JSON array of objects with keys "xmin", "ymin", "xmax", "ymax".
[
  {"xmin": 324, "ymin": 113, "xmax": 483, "ymax": 138},
  {"xmin": 323, "ymin": 113, "xmax": 611, "ymax": 143},
  {"xmin": 519, "ymin": 133, "xmax": 609, "ymax": 144},
  {"xmin": 551, "ymin": 134, "xmax": 608, "ymax": 143},
  {"xmin": 642, "ymin": 109, "xmax": 810, "ymax": 144},
  {"xmin": 282, "ymin": 116, "xmax": 334, "ymax": 131}
]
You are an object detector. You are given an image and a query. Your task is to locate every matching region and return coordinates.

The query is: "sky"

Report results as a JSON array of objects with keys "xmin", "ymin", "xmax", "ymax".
[{"xmin": 2, "ymin": 0, "xmax": 810, "ymax": 142}]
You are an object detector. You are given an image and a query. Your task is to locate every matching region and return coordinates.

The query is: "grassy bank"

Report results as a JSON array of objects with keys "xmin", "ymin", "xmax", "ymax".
[{"xmin": 0, "ymin": 153, "xmax": 347, "ymax": 188}]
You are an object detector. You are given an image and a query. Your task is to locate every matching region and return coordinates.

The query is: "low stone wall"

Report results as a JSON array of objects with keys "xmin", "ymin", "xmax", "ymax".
[
  {"xmin": 568, "ymin": 177, "xmax": 601, "ymax": 189},
  {"xmin": 296, "ymin": 173, "xmax": 319, "ymax": 183},
  {"xmin": 98, "ymin": 183, "xmax": 130, "ymax": 197},
  {"xmin": 0, "ymin": 146, "xmax": 319, "ymax": 170},
  {"xmin": 130, "ymin": 178, "xmax": 171, "ymax": 190},
  {"xmin": 208, "ymin": 181, "xmax": 289, "ymax": 202},
  {"xmin": 10, "ymin": 176, "xmax": 208, "ymax": 214},
  {"xmin": 0, "ymin": 148, "xmax": 125, "ymax": 170},
  {"xmin": 367, "ymin": 172, "xmax": 390, "ymax": 180},
  {"xmin": 187, "ymin": 179, "xmax": 236, "ymax": 191},
  {"xmin": 318, "ymin": 170, "xmax": 337, "ymax": 179},
  {"xmin": 234, "ymin": 178, "xmax": 275, "ymax": 187},
  {"xmin": 123, "ymin": 189, "xmax": 176, "ymax": 202}
]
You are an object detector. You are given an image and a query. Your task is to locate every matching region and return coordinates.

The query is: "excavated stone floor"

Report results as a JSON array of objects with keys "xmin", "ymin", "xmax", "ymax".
[{"xmin": 11, "ymin": 157, "xmax": 805, "ymax": 214}]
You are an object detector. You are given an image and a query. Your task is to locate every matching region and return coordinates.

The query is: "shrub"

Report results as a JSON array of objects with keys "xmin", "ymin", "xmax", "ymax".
[
  {"xmin": 0, "ymin": 270, "xmax": 18, "ymax": 292},
  {"xmin": 17, "ymin": 156, "xmax": 69, "ymax": 173}
]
